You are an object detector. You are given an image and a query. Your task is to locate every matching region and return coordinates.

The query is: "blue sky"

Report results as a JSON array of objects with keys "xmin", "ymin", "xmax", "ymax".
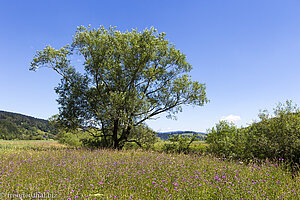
[{"xmin": 1, "ymin": 0, "xmax": 300, "ymax": 132}]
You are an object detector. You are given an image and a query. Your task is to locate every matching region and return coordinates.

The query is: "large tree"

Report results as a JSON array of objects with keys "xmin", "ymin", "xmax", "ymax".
[{"xmin": 30, "ymin": 26, "xmax": 208, "ymax": 149}]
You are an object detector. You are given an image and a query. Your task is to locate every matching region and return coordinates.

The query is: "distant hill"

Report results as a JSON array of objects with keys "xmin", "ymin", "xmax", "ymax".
[
  {"xmin": 157, "ymin": 131, "xmax": 206, "ymax": 141},
  {"xmin": 0, "ymin": 110, "xmax": 55, "ymax": 140}
]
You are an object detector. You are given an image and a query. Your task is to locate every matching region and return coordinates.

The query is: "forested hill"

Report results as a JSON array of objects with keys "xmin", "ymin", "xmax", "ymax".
[
  {"xmin": 157, "ymin": 131, "xmax": 206, "ymax": 141},
  {"xmin": 0, "ymin": 110, "xmax": 55, "ymax": 140}
]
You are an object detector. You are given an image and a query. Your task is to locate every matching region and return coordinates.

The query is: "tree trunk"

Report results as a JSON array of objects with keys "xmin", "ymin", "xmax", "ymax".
[
  {"xmin": 117, "ymin": 125, "xmax": 132, "ymax": 148},
  {"xmin": 112, "ymin": 119, "xmax": 119, "ymax": 149}
]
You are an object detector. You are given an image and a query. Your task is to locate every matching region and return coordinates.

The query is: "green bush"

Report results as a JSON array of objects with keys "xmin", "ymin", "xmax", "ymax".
[
  {"xmin": 56, "ymin": 131, "xmax": 84, "ymax": 147},
  {"xmin": 53, "ymin": 122, "xmax": 157, "ymax": 149},
  {"xmin": 246, "ymin": 100, "xmax": 300, "ymax": 163},
  {"xmin": 206, "ymin": 121, "xmax": 247, "ymax": 158},
  {"xmin": 125, "ymin": 125, "xmax": 157, "ymax": 150},
  {"xmin": 189, "ymin": 142, "xmax": 208, "ymax": 154},
  {"xmin": 206, "ymin": 100, "xmax": 300, "ymax": 165},
  {"xmin": 162, "ymin": 134, "xmax": 197, "ymax": 154},
  {"xmin": 80, "ymin": 137, "xmax": 104, "ymax": 148}
]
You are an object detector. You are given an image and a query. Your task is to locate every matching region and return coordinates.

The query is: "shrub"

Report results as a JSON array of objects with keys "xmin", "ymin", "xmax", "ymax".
[
  {"xmin": 246, "ymin": 100, "xmax": 300, "ymax": 163},
  {"xmin": 126, "ymin": 125, "xmax": 157, "ymax": 150},
  {"xmin": 206, "ymin": 121, "xmax": 247, "ymax": 158},
  {"xmin": 56, "ymin": 131, "xmax": 84, "ymax": 147},
  {"xmin": 206, "ymin": 100, "xmax": 300, "ymax": 165},
  {"xmin": 162, "ymin": 134, "xmax": 197, "ymax": 154}
]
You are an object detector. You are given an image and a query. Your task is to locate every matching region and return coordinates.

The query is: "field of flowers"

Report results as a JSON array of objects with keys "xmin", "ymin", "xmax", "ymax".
[{"xmin": 0, "ymin": 140, "xmax": 299, "ymax": 199}]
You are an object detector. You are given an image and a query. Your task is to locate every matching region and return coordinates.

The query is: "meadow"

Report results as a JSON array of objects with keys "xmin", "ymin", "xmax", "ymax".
[{"xmin": 0, "ymin": 140, "xmax": 299, "ymax": 199}]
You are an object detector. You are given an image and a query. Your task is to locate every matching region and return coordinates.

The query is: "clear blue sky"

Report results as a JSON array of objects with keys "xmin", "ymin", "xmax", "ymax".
[{"xmin": 1, "ymin": 0, "xmax": 300, "ymax": 132}]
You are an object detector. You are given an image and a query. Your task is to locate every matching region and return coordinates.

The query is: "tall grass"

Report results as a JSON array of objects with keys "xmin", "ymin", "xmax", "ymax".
[
  {"xmin": 0, "ymin": 140, "xmax": 69, "ymax": 151},
  {"xmin": 0, "ymin": 140, "xmax": 299, "ymax": 199}
]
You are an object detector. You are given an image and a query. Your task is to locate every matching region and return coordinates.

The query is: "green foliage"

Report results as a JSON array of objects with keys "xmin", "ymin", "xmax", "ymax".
[
  {"xmin": 206, "ymin": 121, "xmax": 248, "ymax": 159},
  {"xmin": 246, "ymin": 100, "xmax": 300, "ymax": 163},
  {"xmin": 56, "ymin": 131, "xmax": 85, "ymax": 147},
  {"xmin": 80, "ymin": 137, "xmax": 104, "ymax": 149},
  {"xmin": 51, "ymin": 114, "xmax": 157, "ymax": 149},
  {"xmin": 0, "ymin": 111, "xmax": 54, "ymax": 140},
  {"xmin": 49, "ymin": 115, "xmax": 101, "ymax": 147},
  {"xmin": 162, "ymin": 134, "xmax": 197, "ymax": 154},
  {"xmin": 0, "ymin": 120, "xmax": 19, "ymax": 140},
  {"xmin": 189, "ymin": 141, "xmax": 208, "ymax": 154},
  {"xmin": 206, "ymin": 121, "xmax": 238, "ymax": 157},
  {"xmin": 125, "ymin": 124, "xmax": 157, "ymax": 150},
  {"xmin": 206, "ymin": 100, "xmax": 300, "ymax": 165},
  {"xmin": 31, "ymin": 25, "xmax": 208, "ymax": 149}
]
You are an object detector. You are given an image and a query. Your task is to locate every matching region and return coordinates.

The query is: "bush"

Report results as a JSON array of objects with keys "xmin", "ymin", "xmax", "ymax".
[
  {"xmin": 53, "ymin": 120, "xmax": 157, "ymax": 149},
  {"xmin": 189, "ymin": 142, "xmax": 208, "ymax": 154},
  {"xmin": 126, "ymin": 125, "xmax": 157, "ymax": 150},
  {"xmin": 56, "ymin": 131, "xmax": 84, "ymax": 147},
  {"xmin": 206, "ymin": 100, "xmax": 300, "ymax": 165},
  {"xmin": 246, "ymin": 100, "xmax": 300, "ymax": 163},
  {"xmin": 206, "ymin": 121, "xmax": 247, "ymax": 158},
  {"xmin": 162, "ymin": 134, "xmax": 197, "ymax": 154}
]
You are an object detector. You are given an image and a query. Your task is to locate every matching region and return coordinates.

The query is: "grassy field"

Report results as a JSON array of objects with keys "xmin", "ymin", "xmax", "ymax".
[
  {"xmin": 0, "ymin": 140, "xmax": 67, "ymax": 150},
  {"xmin": 0, "ymin": 140, "xmax": 299, "ymax": 199}
]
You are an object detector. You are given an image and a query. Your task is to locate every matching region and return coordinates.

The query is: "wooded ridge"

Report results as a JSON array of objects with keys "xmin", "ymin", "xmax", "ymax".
[{"xmin": 0, "ymin": 110, "xmax": 55, "ymax": 140}]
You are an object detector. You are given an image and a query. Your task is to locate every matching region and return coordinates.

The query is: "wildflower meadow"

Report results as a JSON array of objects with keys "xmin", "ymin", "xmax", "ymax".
[{"xmin": 0, "ymin": 141, "xmax": 299, "ymax": 199}]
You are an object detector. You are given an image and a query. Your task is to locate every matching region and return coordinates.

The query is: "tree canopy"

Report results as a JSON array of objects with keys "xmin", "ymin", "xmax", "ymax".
[{"xmin": 30, "ymin": 26, "xmax": 208, "ymax": 149}]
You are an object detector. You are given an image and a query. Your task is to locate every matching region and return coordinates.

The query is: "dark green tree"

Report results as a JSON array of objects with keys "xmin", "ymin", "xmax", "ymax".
[
  {"xmin": 30, "ymin": 26, "xmax": 208, "ymax": 149},
  {"xmin": 0, "ymin": 120, "xmax": 19, "ymax": 140}
]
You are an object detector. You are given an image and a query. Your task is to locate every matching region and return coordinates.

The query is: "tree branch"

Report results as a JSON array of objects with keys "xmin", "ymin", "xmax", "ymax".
[
  {"xmin": 134, "ymin": 99, "xmax": 181, "ymax": 126},
  {"xmin": 125, "ymin": 139, "xmax": 142, "ymax": 147}
]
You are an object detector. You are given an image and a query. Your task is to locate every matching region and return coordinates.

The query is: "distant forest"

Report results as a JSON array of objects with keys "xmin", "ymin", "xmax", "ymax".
[
  {"xmin": 157, "ymin": 131, "xmax": 206, "ymax": 141},
  {"xmin": 0, "ymin": 111, "xmax": 55, "ymax": 140},
  {"xmin": 0, "ymin": 110, "xmax": 208, "ymax": 141}
]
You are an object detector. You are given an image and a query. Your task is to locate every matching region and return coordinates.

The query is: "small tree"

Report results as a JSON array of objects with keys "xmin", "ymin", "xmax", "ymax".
[
  {"xmin": 206, "ymin": 120, "xmax": 244, "ymax": 158},
  {"xmin": 163, "ymin": 134, "xmax": 197, "ymax": 154},
  {"xmin": 31, "ymin": 26, "xmax": 208, "ymax": 149}
]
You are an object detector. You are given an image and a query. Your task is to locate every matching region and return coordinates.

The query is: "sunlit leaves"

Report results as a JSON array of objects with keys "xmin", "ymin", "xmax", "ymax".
[{"xmin": 31, "ymin": 25, "xmax": 208, "ymax": 148}]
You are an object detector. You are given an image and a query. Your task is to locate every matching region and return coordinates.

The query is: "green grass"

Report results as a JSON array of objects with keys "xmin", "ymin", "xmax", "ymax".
[
  {"xmin": 0, "ymin": 140, "xmax": 299, "ymax": 199},
  {"xmin": 0, "ymin": 139, "xmax": 70, "ymax": 151},
  {"xmin": 153, "ymin": 139, "xmax": 208, "ymax": 153}
]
